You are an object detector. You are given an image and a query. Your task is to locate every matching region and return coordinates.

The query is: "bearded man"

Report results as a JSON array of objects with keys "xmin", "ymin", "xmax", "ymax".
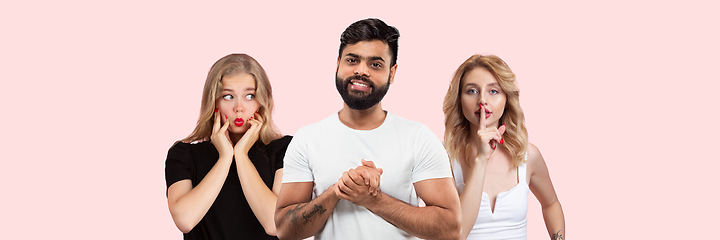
[{"xmin": 274, "ymin": 18, "xmax": 461, "ymax": 240}]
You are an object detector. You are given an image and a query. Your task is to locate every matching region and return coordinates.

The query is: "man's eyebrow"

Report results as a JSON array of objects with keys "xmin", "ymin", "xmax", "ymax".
[
  {"xmin": 344, "ymin": 53, "xmax": 386, "ymax": 63},
  {"xmin": 369, "ymin": 56, "xmax": 385, "ymax": 62}
]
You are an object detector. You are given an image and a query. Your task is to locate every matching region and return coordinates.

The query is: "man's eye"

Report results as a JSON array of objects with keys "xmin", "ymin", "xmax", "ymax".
[{"xmin": 372, "ymin": 63, "xmax": 382, "ymax": 68}]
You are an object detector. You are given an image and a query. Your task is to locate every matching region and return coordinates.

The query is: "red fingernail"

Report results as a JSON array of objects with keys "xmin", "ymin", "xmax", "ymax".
[
  {"xmin": 214, "ymin": 108, "xmax": 218, "ymax": 113},
  {"xmin": 492, "ymin": 145, "xmax": 496, "ymax": 149},
  {"xmin": 225, "ymin": 116, "xmax": 228, "ymax": 119},
  {"xmin": 500, "ymin": 138, "xmax": 504, "ymax": 144}
]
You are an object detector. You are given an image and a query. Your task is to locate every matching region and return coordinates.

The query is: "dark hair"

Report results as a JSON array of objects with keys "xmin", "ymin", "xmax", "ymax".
[{"xmin": 339, "ymin": 18, "xmax": 400, "ymax": 67}]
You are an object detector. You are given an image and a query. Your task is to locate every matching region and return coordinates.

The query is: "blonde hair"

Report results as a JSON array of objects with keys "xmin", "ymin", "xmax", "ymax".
[
  {"xmin": 443, "ymin": 54, "xmax": 528, "ymax": 167},
  {"xmin": 181, "ymin": 53, "xmax": 281, "ymax": 145}
]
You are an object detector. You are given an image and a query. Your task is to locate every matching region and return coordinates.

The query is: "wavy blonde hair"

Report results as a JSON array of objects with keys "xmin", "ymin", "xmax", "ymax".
[
  {"xmin": 181, "ymin": 53, "xmax": 281, "ymax": 145},
  {"xmin": 443, "ymin": 54, "xmax": 528, "ymax": 167}
]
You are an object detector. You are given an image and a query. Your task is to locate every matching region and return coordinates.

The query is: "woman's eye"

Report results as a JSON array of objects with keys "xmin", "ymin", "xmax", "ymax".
[
  {"xmin": 222, "ymin": 94, "xmax": 234, "ymax": 100},
  {"xmin": 466, "ymin": 89, "xmax": 478, "ymax": 94},
  {"xmin": 490, "ymin": 89, "xmax": 499, "ymax": 94},
  {"xmin": 245, "ymin": 94, "xmax": 255, "ymax": 100}
]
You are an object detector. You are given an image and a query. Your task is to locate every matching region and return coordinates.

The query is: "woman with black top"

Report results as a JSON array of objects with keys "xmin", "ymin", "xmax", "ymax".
[{"xmin": 165, "ymin": 53, "xmax": 291, "ymax": 239}]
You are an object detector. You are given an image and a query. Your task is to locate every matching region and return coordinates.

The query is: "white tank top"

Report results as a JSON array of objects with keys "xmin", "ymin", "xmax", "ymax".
[{"xmin": 452, "ymin": 156, "xmax": 529, "ymax": 240}]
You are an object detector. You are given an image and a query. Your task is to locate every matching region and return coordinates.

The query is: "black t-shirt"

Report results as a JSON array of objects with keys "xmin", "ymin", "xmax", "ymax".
[{"xmin": 165, "ymin": 135, "xmax": 292, "ymax": 240}]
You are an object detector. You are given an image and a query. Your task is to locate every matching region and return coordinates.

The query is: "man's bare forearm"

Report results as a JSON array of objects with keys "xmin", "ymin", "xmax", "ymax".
[
  {"xmin": 363, "ymin": 192, "xmax": 461, "ymax": 240},
  {"xmin": 275, "ymin": 186, "xmax": 340, "ymax": 240}
]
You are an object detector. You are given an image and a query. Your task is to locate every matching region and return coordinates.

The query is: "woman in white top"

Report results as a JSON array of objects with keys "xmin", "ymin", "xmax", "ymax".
[{"xmin": 442, "ymin": 54, "xmax": 565, "ymax": 240}]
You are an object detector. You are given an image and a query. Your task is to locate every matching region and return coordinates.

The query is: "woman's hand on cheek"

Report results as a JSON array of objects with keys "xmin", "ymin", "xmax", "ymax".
[
  {"xmin": 234, "ymin": 112, "xmax": 263, "ymax": 155},
  {"xmin": 211, "ymin": 109, "xmax": 234, "ymax": 159}
]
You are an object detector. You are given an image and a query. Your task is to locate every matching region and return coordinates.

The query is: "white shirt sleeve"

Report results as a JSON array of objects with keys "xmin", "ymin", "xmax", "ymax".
[
  {"xmin": 281, "ymin": 128, "xmax": 314, "ymax": 183},
  {"xmin": 411, "ymin": 125, "xmax": 453, "ymax": 183}
]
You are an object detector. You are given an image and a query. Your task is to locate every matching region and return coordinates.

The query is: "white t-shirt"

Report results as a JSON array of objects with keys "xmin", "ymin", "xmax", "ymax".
[{"xmin": 283, "ymin": 111, "xmax": 452, "ymax": 240}]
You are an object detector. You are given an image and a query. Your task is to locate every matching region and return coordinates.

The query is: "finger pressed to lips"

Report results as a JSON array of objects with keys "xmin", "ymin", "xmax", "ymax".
[{"xmin": 479, "ymin": 106, "xmax": 487, "ymax": 129}]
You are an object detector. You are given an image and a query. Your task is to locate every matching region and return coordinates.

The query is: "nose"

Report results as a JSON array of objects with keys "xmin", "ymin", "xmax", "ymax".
[
  {"xmin": 234, "ymin": 101, "xmax": 244, "ymax": 115},
  {"xmin": 479, "ymin": 92, "xmax": 487, "ymax": 106},
  {"xmin": 354, "ymin": 64, "xmax": 370, "ymax": 77}
]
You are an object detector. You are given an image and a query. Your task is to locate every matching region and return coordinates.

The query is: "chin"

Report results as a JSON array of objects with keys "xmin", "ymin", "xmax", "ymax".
[{"xmin": 229, "ymin": 127, "xmax": 248, "ymax": 134}]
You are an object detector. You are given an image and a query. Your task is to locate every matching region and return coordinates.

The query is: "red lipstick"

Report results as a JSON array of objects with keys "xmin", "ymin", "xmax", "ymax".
[
  {"xmin": 234, "ymin": 118, "xmax": 244, "ymax": 127},
  {"xmin": 474, "ymin": 106, "xmax": 492, "ymax": 119}
]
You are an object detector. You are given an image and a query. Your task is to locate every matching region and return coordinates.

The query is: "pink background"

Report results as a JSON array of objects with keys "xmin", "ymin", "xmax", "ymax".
[{"xmin": 2, "ymin": 0, "xmax": 718, "ymax": 239}]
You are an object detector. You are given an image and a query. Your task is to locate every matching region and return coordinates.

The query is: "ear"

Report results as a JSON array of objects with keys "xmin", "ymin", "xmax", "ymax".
[
  {"xmin": 389, "ymin": 64, "xmax": 398, "ymax": 84},
  {"xmin": 337, "ymin": 57, "xmax": 341, "ymax": 68}
]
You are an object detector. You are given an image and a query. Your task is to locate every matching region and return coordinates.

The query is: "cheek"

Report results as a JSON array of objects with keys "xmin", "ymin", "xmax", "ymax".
[
  {"xmin": 337, "ymin": 66, "xmax": 354, "ymax": 78},
  {"xmin": 460, "ymin": 97, "xmax": 475, "ymax": 117},
  {"xmin": 241, "ymin": 101, "xmax": 261, "ymax": 118},
  {"xmin": 494, "ymin": 97, "xmax": 507, "ymax": 115},
  {"xmin": 250, "ymin": 100, "xmax": 261, "ymax": 111},
  {"xmin": 215, "ymin": 101, "xmax": 233, "ymax": 122}
]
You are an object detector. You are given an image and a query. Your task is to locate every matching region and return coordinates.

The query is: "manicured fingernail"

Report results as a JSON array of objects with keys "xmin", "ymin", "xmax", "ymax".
[
  {"xmin": 502, "ymin": 124, "xmax": 506, "ymax": 127},
  {"xmin": 500, "ymin": 138, "xmax": 504, "ymax": 144},
  {"xmin": 225, "ymin": 116, "xmax": 228, "ymax": 119},
  {"xmin": 492, "ymin": 144, "xmax": 496, "ymax": 149},
  {"xmin": 214, "ymin": 108, "xmax": 218, "ymax": 113}
]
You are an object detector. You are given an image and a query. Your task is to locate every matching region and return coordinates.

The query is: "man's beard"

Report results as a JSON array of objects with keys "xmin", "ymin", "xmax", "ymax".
[{"xmin": 335, "ymin": 73, "xmax": 391, "ymax": 110}]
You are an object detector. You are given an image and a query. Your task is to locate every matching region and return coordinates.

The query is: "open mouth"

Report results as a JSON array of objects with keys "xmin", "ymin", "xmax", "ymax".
[{"xmin": 349, "ymin": 79, "xmax": 372, "ymax": 92}]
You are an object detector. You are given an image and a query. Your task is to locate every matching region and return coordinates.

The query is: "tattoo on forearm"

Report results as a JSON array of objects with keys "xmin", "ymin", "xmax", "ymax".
[
  {"xmin": 285, "ymin": 203, "xmax": 327, "ymax": 225},
  {"xmin": 552, "ymin": 230, "xmax": 564, "ymax": 240},
  {"xmin": 285, "ymin": 203, "xmax": 307, "ymax": 224},
  {"xmin": 301, "ymin": 204, "xmax": 327, "ymax": 224}
]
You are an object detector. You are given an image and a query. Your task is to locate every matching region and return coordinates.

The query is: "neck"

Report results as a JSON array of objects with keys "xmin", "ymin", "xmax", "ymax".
[
  {"xmin": 338, "ymin": 102, "xmax": 387, "ymax": 130},
  {"xmin": 229, "ymin": 133, "xmax": 243, "ymax": 145},
  {"xmin": 467, "ymin": 133, "xmax": 479, "ymax": 160}
]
